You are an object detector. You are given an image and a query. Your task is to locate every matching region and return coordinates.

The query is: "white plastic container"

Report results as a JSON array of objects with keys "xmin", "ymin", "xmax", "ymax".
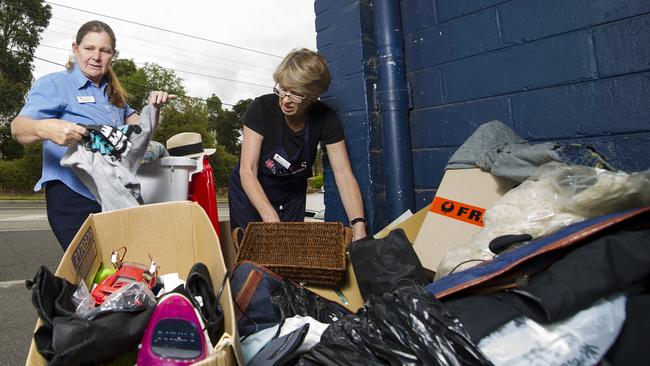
[{"xmin": 136, "ymin": 156, "xmax": 198, "ymax": 204}]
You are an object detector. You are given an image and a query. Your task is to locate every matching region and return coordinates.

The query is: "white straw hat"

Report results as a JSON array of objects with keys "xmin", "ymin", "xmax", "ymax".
[{"xmin": 166, "ymin": 132, "xmax": 216, "ymax": 158}]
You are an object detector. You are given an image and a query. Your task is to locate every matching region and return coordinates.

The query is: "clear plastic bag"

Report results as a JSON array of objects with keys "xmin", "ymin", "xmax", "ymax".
[
  {"xmin": 437, "ymin": 163, "xmax": 650, "ymax": 278},
  {"xmin": 72, "ymin": 280, "xmax": 96, "ymax": 318},
  {"xmin": 72, "ymin": 281, "xmax": 156, "ymax": 319}
]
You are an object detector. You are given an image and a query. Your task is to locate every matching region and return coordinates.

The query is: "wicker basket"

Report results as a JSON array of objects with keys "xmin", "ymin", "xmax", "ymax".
[{"xmin": 233, "ymin": 222, "xmax": 352, "ymax": 286}]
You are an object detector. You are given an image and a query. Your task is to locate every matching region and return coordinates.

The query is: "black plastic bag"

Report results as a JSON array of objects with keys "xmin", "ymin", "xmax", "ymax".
[
  {"xmin": 26, "ymin": 266, "xmax": 155, "ymax": 366},
  {"xmin": 270, "ymin": 280, "xmax": 350, "ymax": 325},
  {"xmin": 349, "ymin": 228, "xmax": 429, "ymax": 300},
  {"xmin": 299, "ymin": 286, "xmax": 493, "ymax": 366}
]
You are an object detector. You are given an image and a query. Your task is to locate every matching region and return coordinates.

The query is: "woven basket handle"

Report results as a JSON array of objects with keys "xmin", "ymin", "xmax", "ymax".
[
  {"xmin": 344, "ymin": 226, "xmax": 353, "ymax": 246},
  {"xmin": 232, "ymin": 227, "xmax": 244, "ymax": 252}
]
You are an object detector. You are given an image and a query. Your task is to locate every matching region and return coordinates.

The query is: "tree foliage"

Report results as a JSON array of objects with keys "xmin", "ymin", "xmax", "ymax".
[
  {"xmin": 154, "ymin": 97, "xmax": 213, "ymax": 147},
  {"xmin": 207, "ymin": 96, "xmax": 249, "ymax": 155},
  {"xmin": 0, "ymin": 0, "xmax": 51, "ymax": 158},
  {"xmin": 112, "ymin": 59, "xmax": 186, "ymax": 112}
]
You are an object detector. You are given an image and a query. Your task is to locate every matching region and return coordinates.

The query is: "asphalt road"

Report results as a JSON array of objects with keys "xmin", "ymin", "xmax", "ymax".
[{"xmin": 0, "ymin": 201, "xmax": 60, "ymax": 366}]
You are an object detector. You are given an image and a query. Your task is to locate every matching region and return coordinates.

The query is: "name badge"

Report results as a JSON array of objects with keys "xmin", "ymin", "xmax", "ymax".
[
  {"xmin": 273, "ymin": 153, "xmax": 291, "ymax": 169},
  {"xmin": 76, "ymin": 96, "xmax": 95, "ymax": 104}
]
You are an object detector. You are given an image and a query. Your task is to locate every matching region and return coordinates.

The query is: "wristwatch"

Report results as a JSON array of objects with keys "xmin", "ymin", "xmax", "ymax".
[{"xmin": 350, "ymin": 217, "xmax": 366, "ymax": 226}]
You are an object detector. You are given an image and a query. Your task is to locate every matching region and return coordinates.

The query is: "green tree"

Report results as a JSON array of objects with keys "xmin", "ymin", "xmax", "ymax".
[
  {"xmin": 0, "ymin": 0, "xmax": 51, "ymax": 158},
  {"xmin": 209, "ymin": 145, "xmax": 238, "ymax": 188},
  {"xmin": 209, "ymin": 97, "xmax": 250, "ymax": 155},
  {"xmin": 112, "ymin": 60, "xmax": 186, "ymax": 112},
  {"xmin": 154, "ymin": 97, "xmax": 214, "ymax": 147}
]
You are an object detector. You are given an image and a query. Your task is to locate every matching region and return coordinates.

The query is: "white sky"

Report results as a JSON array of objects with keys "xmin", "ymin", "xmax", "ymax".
[{"xmin": 32, "ymin": 1, "xmax": 317, "ymax": 108}]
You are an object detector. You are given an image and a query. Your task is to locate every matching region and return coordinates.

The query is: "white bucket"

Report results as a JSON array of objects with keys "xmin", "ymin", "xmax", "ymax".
[{"xmin": 136, "ymin": 156, "xmax": 198, "ymax": 204}]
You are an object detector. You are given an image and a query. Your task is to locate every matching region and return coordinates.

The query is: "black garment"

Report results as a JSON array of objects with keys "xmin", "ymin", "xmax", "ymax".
[
  {"xmin": 26, "ymin": 266, "xmax": 155, "ymax": 366},
  {"xmin": 243, "ymin": 94, "xmax": 344, "ymax": 163},
  {"xmin": 45, "ymin": 180, "xmax": 101, "ymax": 251},
  {"xmin": 349, "ymin": 228, "xmax": 429, "ymax": 301},
  {"xmin": 605, "ymin": 293, "xmax": 650, "ymax": 365},
  {"xmin": 228, "ymin": 94, "xmax": 345, "ymax": 232},
  {"xmin": 444, "ymin": 229, "xmax": 650, "ymax": 343}
]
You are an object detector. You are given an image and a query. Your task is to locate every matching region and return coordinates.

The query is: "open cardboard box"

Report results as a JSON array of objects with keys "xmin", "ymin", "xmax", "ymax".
[
  {"xmin": 413, "ymin": 168, "xmax": 515, "ymax": 276},
  {"xmin": 25, "ymin": 201, "xmax": 242, "ymax": 366}
]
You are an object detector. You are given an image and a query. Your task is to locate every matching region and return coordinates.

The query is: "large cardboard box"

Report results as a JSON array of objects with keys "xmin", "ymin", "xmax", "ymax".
[
  {"xmin": 25, "ymin": 202, "xmax": 242, "ymax": 366},
  {"xmin": 413, "ymin": 168, "xmax": 515, "ymax": 274}
]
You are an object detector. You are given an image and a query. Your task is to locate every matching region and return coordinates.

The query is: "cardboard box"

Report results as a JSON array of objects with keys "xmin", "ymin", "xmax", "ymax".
[
  {"xmin": 374, "ymin": 206, "xmax": 429, "ymax": 243},
  {"xmin": 413, "ymin": 168, "xmax": 515, "ymax": 274},
  {"xmin": 25, "ymin": 202, "xmax": 242, "ymax": 366},
  {"xmin": 306, "ymin": 256, "xmax": 365, "ymax": 312}
]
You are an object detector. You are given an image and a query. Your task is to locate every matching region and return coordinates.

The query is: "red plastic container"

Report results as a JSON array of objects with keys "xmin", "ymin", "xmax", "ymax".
[{"xmin": 188, "ymin": 155, "xmax": 221, "ymax": 239}]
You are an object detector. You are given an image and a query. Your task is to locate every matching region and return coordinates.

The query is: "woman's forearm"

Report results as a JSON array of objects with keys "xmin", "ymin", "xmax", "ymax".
[{"xmin": 240, "ymin": 168, "xmax": 280, "ymax": 222}]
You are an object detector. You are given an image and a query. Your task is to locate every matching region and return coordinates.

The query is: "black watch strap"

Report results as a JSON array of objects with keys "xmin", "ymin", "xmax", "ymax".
[{"xmin": 351, "ymin": 217, "xmax": 366, "ymax": 225}]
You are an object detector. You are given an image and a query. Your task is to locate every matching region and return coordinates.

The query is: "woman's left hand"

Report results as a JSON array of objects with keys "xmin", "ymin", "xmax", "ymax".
[
  {"xmin": 352, "ymin": 222, "xmax": 367, "ymax": 242},
  {"xmin": 148, "ymin": 91, "xmax": 177, "ymax": 108}
]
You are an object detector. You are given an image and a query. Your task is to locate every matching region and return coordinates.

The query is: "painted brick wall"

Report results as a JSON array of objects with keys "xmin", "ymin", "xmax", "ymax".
[
  {"xmin": 314, "ymin": 0, "xmax": 385, "ymax": 228},
  {"xmin": 314, "ymin": 0, "xmax": 650, "ymax": 230},
  {"xmin": 402, "ymin": 0, "xmax": 650, "ymax": 209}
]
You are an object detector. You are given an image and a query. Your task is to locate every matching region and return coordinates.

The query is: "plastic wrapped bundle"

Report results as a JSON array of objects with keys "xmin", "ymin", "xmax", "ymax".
[
  {"xmin": 437, "ymin": 163, "xmax": 650, "ymax": 278},
  {"xmin": 299, "ymin": 286, "xmax": 492, "ymax": 365}
]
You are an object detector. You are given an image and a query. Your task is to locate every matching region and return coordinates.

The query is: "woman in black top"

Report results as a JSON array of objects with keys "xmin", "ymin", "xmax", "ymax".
[{"xmin": 228, "ymin": 48, "xmax": 367, "ymax": 241}]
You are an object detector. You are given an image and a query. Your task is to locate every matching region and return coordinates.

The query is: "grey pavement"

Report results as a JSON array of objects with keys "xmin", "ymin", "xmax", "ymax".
[{"xmin": 0, "ymin": 228, "xmax": 60, "ymax": 366}]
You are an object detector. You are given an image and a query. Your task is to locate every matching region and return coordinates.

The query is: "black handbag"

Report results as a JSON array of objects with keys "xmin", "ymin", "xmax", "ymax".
[
  {"xmin": 26, "ymin": 266, "xmax": 155, "ymax": 366},
  {"xmin": 348, "ymin": 228, "xmax": 429, "ymax": 301}
]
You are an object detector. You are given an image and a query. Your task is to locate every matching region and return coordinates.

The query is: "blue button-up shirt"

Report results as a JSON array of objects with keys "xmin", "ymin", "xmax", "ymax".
[{"xmin": 19, "ymin": 64, "xmax": 136, "ymax": 199}]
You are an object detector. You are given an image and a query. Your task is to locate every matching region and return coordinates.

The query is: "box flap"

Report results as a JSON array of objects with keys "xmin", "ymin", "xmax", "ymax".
[{"xmin": 413, "ymin": 168, "xmax": 515, "ymax": 272}]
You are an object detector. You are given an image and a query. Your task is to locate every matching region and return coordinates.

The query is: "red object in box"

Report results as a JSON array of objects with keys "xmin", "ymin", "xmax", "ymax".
[
  {"xmin": 188, "ymin": 155, "xmax": 221, "ymax": 239},
  {"xmin": 91, "ymin": 262, "xmax": 156, "ymax": 305}
]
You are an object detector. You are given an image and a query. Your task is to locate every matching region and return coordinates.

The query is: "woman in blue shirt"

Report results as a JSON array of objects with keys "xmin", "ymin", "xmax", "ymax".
[{"xmin": 11, "ymin": 20, "xmax": 174, "ymax": 250}]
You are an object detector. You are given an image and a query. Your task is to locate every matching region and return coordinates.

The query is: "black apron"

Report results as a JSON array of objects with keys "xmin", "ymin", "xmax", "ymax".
[{"xmin": 229, "ymin": 121, "xmax": 313, "ymax": 232}]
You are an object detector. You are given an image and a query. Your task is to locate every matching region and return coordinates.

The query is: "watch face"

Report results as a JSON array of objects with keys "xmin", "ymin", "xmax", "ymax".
[{"xmin": 151, "ymin": 318, "xmax": 202, "ymax": 360}]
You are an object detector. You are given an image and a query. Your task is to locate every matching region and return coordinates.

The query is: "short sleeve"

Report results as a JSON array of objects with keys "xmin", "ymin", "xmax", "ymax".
[
  {"xmin": 241, "ymin": 97, "xmax": 266, "ymax": 136},
  {"xmin": 321, "ymin": 108, "xmax": 345, "ymax": 145},
  {"xmin": 124, "ymin": 102, "xmax": 136, "ymax": 118},
  {"xmin": 19, "ymin": 76, "xmax": 66, "ymax": 119}
]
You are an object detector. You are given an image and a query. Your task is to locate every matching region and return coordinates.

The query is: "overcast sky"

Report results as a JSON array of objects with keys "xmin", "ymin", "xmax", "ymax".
[{"xmin": 32, "ymin": 1, "xmax": 317, "ymax": 108}]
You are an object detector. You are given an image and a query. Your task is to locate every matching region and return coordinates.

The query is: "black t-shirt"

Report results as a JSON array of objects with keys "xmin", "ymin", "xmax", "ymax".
[{"xmin": 242, "ymin": 94, "xmax": 345, "ymax": 165}]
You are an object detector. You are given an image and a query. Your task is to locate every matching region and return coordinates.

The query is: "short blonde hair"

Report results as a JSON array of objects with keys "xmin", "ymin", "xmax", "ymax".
[{"xmin": 273, "ymin": 48, "xmax": 331, "ymax": 99}]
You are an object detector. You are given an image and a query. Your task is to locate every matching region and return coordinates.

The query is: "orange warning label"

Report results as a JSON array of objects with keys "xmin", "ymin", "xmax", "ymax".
[{"xmin": 429, "ymin": 196, "xmax": 486, "ymax": 227}]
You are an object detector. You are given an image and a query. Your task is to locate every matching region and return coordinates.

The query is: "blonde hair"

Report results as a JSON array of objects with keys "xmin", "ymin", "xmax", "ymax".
[
  {"xmin": 66, "ymin": 20, "xmax": 128, "ymax": 108},
  {"xmin": 273, "ymin": 48, "xmax": 331, "ymax": 99}
]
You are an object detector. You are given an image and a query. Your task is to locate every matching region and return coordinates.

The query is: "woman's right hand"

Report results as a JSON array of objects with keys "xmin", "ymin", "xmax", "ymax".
[
  {"xmin": 42, "ymin": 119, "xmax": 88, "ymax": 147},
  {"xmin": 261, "ymin": 210, "xmax": 281, "ymax": 223}
]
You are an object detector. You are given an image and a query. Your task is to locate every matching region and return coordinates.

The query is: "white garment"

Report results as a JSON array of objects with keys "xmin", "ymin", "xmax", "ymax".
[
  {"xmin": 278, "ymin": 315, "xmax": 329, "ymax": 355},
  {"xmin": 479, "ymin": 295, "xmax": 627, "ymax": 366},
  {"xmin": 61, "ymin": 106, "xmax": 156, "ymax": 211}
]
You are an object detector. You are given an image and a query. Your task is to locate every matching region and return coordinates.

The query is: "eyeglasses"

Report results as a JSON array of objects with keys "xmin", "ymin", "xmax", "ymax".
[{"xmin": 273, "ymin": 84, "xmax": 307, "ymax": 104}]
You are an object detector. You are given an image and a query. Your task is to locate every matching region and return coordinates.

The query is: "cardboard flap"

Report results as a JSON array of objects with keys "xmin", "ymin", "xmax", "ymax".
[{"xmin": 413, "ymin": 168, "xmax": 515, "ymax": 272}]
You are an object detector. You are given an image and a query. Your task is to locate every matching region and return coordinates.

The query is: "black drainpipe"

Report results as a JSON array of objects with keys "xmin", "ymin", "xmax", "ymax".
[{"xmin": 373, "ymin": 0, "xmax": 415, "ymax": 221}]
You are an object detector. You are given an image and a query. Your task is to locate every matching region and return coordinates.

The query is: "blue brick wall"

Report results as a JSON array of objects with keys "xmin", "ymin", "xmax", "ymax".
[
  {"xmin": 314, "ymin": 0, "xmax": 382, "ymax": 228},
  {"xmin": 314, "ymin": 0, "xmax": 650, "ymax": 230},
  {"xmin": 401, "ymin": 0, "xmax": 650, "ymax": 211}
]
